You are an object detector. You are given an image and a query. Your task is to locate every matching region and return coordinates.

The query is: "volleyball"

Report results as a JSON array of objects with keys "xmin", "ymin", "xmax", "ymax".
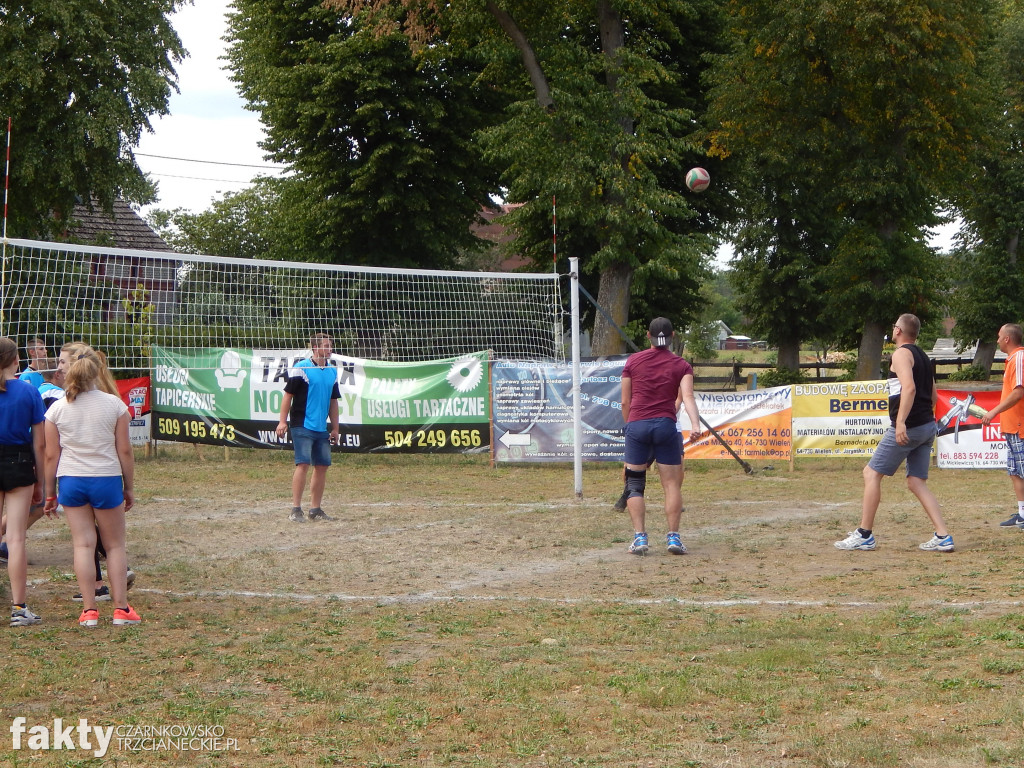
[{"xmin": 685, "ymin": 167, "xmax": 711, "ymax": 192}]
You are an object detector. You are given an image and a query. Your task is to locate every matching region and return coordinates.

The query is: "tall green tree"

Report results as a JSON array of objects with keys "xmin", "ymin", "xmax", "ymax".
[
  {"xmin": 147, "ymin": 177, "xmax": 307, "ymax": 261},
  {"xmin": 226, "ymin": 0, "xmax": 502, "ymax": 269},
  {"xmin": 723, "ymin": 172, "xmax": 838, "ymax": 369},
  {"xmin": 0, "ymin": 0, "xmax": 184, "ymax": 238},
  {"xmin": 328, "ymin": 0, "xmax": 729, "ymax": 354},
  {"xmin": 950, "ymin": 0, "xmax": 1024, "ymax": 370},
  {"xmin": 706, "ymin": 0, "xmax": 994, "ymax": 378}
]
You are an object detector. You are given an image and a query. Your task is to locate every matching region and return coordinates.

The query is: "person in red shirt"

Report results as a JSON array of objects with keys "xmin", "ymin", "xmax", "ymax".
[
  {"xmin": 982, "ymin": 323, "xmax": 1024, "ymax": 526},
  {"xmin": 620, "ymin": 317, "xmax": 703, "ymax": 555}
]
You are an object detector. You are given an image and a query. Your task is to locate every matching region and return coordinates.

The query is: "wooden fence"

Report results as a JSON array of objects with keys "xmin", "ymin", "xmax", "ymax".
[{"xmin": 694, "ymin": 358, "xmax": 1004, "ymax": 390}]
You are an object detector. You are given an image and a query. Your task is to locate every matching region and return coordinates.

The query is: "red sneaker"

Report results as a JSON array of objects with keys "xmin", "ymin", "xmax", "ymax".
[
  {"xmin": 79, "ymin": 609, "xmax": 99, "ymax": 627},
  {"xmin": 112, "ymin": 606, "xmax": 142, "ymax": 625}
]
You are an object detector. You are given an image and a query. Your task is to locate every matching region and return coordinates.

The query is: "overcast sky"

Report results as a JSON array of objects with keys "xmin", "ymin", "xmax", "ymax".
[
  {"xmin": 134, "ymin": 1, "xmax": 960, "ymax": 256},
  {"xmin": 135, "ymin": 0, "xmax": 282, "ymax": 216}
]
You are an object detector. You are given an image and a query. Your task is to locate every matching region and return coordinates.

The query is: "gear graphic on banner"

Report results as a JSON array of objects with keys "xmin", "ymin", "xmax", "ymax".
[{"xmin": 447, "ymin": 356, "xmax": 483, "ymax": 393}]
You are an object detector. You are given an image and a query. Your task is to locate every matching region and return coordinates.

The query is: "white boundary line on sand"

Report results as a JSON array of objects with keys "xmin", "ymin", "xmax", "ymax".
[{"xmin": 130, "ymin": 587, "xmax": 1024, "ymax": 611}]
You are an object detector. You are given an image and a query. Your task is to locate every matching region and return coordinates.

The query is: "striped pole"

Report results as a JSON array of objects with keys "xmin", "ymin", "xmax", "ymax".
[
  {"xmin": 552, "ymin": 195, "xmax": 557, "ymax": 272},
  {"xmin": 3, "ymin": 117, "xmax": 10, "ymax": 241},
  {"xmin": 1, "ymin": 117, "xmax": 9, "ymax": 332}
]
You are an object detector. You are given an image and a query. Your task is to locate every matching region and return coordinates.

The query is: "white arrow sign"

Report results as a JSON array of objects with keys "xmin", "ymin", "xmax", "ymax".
[{"xmin": 499, "ymin": 431, "xmax": 532, "ymax": 447}]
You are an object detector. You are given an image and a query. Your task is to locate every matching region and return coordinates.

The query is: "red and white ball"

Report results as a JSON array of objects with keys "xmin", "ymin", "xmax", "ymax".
[{"xmin": 685, "ymin": 167, "xmax": 711, "ymax": 193}]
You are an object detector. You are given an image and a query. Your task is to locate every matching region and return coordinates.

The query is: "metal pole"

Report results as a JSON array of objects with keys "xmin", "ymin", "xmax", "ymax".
[{"xmin": 570, "ymin": 256, "xmax": 583, "ymax": 498}]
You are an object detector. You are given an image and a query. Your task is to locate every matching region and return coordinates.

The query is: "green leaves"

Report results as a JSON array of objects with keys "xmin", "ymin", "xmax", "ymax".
[
  {"xmin": 706, "ymin": 0, "xmax": 994, "ymax": 372},
  {"xmin": 0, "ymin": 0, "xmax": 185, "ymax": 237},
  {"xmin": 227, "ymin": 0, "xmax": 500, "ymax": 268}
]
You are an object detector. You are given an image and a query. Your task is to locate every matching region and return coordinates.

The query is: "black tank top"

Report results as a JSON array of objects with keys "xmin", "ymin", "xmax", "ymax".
[{"xmin": 887, "ymin": 343, "xmax": 934, "ymax": 428}]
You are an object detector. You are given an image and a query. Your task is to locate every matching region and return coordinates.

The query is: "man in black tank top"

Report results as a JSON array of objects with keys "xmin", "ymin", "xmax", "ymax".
[{"xmin": 835, "ymin": 313, "xmax": 955, "ymax": 553}]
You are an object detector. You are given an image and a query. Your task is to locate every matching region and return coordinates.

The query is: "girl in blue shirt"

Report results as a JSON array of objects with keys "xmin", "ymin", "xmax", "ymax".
[{"xmin": 0, "ymin": 337, "xmax": 47, "ymax": 626}]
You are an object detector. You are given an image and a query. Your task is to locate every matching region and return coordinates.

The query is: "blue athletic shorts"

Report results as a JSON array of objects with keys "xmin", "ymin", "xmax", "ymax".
[
  {"xmin": 291, "ymin": 426, "xmax": 332, "ymax": 467},
  {"xmin": 625, "ymin": 417, "xmax": 682, "ymax": 467},
  {"xmin": 58, "ymin": 476, "xmax": 125, "ymax": 509},
  {"xmin": 1005, "ymin": 432, "xmax": 1024, "ymax": 479},
  {"xmin": 868, "ymin": 422, "xmax": 936, "ymax": 479}
]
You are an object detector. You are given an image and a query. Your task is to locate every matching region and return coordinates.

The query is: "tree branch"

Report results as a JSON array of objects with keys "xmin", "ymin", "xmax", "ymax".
[{"xmin": 484, "ymin": 1, "xmax": 553, "ymax": 111}]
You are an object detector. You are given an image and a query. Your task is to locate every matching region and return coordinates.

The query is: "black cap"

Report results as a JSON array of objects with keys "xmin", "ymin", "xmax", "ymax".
[{"xmin": 649, "ymin": 317, "xmax": 673, "ymax": 347}]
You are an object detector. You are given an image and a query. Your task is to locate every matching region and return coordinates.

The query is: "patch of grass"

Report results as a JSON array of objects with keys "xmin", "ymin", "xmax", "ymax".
[{"xmin": 6, "ymin": 451, "xmax": 1024, "ymax": 765}]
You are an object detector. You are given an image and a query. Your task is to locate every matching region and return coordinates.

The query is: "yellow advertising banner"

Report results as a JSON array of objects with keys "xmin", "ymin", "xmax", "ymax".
[{"xmin": 791, "ymin": 381, "xmax": 889, "ymax": 457}]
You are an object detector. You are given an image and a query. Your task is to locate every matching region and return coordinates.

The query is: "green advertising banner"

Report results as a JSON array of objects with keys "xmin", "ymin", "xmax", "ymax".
[{"xmin": 151, "ymin": 346, "xmax": 490, "ymax": 452}]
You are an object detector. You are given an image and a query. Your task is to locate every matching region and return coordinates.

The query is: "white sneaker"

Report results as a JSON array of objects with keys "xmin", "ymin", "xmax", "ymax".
[
  {"xmin": 834, "ymin": 531, "xmax": 876, "ymax": 551},
  {"xmin": 919, "ymin": 533, "xmax": 954, "ymax": 552},
  {"xmin": 11, "ymin": 606, "xmax": 42, "ymax": 626}
]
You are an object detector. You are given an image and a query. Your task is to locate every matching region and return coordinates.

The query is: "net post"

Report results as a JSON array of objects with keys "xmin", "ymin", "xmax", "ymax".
[
  {"xmin": 570, "ymin": 257, "xmax": 583, "ymax": 498},
  {"xmin": 488, "ymin": 349, "xmax": 495, "ymax": 469}
]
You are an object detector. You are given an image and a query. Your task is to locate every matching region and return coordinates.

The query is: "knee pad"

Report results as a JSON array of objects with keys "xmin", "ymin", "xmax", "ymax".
[{"xmin": 624, "ymin": 467, "xmax": 647, "ymax": 498}]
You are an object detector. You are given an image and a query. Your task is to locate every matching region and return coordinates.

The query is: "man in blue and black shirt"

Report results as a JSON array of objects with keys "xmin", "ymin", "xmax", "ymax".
[{"xmin": 276, "ymin": 334, "xmax": 341, "ymax": 522}]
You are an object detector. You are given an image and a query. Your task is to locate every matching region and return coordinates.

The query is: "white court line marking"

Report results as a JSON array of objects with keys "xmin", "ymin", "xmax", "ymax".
[{"xmin": 128, "ymin": 587, "xmax": 1023, "ymax": 611}]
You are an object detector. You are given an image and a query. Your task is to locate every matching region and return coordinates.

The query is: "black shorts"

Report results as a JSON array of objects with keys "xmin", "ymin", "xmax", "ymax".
[{"xmin": 0, "ymin": 446, "xmax": 36, "ymax": 492}]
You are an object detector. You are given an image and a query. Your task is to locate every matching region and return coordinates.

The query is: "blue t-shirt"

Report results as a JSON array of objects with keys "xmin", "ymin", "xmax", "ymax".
[
  {"xmin": 283, "ymin": 358, "xmax": 341, "ymax": 432},
  {"xmin": 38, "ymin": 382, "xmax": 65, "ymax": 410},
  {"xmin": 19, "ymin": 369, "xmax": 44, "ymax": 389},
  {"xmin": 0, "ymin": 378, "xmax": 46, "ymax": 445}
]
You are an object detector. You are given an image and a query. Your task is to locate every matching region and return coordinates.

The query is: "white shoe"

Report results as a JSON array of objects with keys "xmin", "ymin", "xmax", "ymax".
[
  {"xmin": 834, "ymin": 531, "xmax": 876, "ymax": 551},
  {"xmin": 919, "ymin": 533, "xmax": 954, "ymax": 552}
]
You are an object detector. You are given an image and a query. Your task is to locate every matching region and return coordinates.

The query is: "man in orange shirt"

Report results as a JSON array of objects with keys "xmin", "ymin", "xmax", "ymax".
[{"xmin": 982, "ymin": 323, "xmax": 1024, "ymax": 526}]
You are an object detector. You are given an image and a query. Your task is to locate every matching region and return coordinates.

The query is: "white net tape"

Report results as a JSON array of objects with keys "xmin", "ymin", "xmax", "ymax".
[{"xmin": 0, "ymin": 238, "xmax": 564, "ymax": 372}]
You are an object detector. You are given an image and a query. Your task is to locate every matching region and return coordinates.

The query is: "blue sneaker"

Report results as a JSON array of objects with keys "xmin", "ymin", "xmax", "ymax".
[
  {"xmin": 628, "ymin": 532, "xmax": 649, "ymax": 555},
  {"xmin": 1000, "ymin": 513, "xmax": 1022, "ymax": 527},
  {"xmin": 919, "ymin": 533, "xmax": 954, "ymax": 552},
  {"xmin": 0, "ymin": 541, "xmax": 7, "ymax": 563},
  {"xmin": 834, "ymin": 531, "xmax": 876, "ymax": 551},
  {"xmin": 666, "ymin": 532, "xmax": 687, "ymax": 555}
]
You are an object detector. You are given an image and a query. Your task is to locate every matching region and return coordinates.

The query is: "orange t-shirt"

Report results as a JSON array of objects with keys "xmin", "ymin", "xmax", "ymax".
[{"xmin": 1001, "ymin": 347, "xmax": 1024, "ymax": 437}]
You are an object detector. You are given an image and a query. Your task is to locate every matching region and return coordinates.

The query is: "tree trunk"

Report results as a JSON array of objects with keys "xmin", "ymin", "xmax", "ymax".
[
  {"xmin": 776, "ymin": 340, "xmax": 800, "ymax": 371},
  {"xmin": 485, "ymin": 2, "xmax": 553, "ymax": 110},
  {"xmin": 855, "ymin": 220, "xmax": 899, "ymax": 381},
  {"xmin": 591, "ymin": 262, "xmax": 634, "ymax": 355},
  {"xmin": 855, "ymin": 319, "xmax": 887, "ymax": 380},
  {"xmin": 972, "ymin": 339, "xmax": 997, "ymax": 373},
  {"xmin": 590, "ymin": 2, "xmax": 635, "ymax": 354},
  {"xmin": 597, "ymin": 1, "xmax": 625, "ymax": 108}
]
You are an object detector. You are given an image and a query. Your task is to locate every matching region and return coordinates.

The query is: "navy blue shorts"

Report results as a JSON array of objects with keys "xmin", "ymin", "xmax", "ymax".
[
  {"xmin": 625, "ymin": 417, "xmax": 682, "ymax": 467},
  {"xmin": 58, "ymin": 476, "xmax": 125, "ymax": 509},
  {"xmin": 291, "ymin": 426, "xmax": 332, "ymax": 467}
]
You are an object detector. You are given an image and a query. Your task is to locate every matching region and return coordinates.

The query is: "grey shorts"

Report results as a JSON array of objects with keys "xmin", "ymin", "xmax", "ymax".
[{"xmin": 868, "ymin": 421, "xmax": 936, "ymax": 479}]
